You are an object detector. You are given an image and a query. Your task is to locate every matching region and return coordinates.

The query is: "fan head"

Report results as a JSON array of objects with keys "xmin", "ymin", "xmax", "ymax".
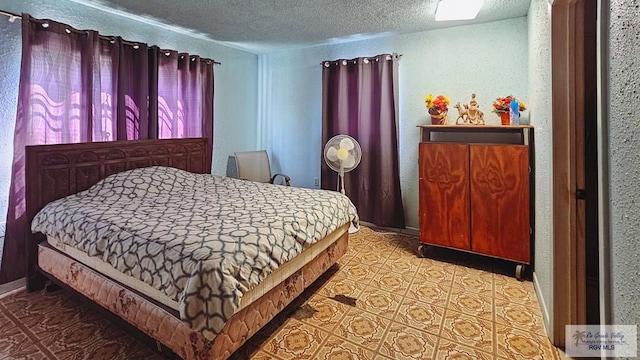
[{"xmin": 324, "ymin": 134, "xmax": 362, "ymax": 172}]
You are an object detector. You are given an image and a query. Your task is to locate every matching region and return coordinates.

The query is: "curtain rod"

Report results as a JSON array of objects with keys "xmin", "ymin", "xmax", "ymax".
[
  {"xmin": 320, "ymin": 53, "xmax": 403, "ymax": 66},
  {"xmin": 0, "ymin": 9, "xmax": 221, "ymax": 65},
  {"xmin": 0, "ymin": 9, "xmax": 20, "ymax": 21}
]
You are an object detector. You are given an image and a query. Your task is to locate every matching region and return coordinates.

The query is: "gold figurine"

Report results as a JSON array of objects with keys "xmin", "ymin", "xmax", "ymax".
[{"xmin": 455, "ymin": 93, "xmax": 485, "ymax": 125}]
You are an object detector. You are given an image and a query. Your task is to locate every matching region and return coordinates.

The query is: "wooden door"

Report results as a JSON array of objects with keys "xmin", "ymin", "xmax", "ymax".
[
  {"xmin": 470, "ymin": 144, "xmax": 530, "ymax": 263},
  {"xmin": 418, "ymin": 142, "xmax": 470, "ymax": 250},
  {"xmin": 552, "ymin": 0, "xmax": 593, "ymax": 345}
]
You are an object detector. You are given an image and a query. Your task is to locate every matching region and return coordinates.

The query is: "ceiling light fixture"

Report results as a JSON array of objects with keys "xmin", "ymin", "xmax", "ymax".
[{"xmin": 435, "ymin": 0, "xmax": 485, "ymax": 21}]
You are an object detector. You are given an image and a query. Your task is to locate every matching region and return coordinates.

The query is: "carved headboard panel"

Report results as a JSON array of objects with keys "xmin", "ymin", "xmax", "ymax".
[{"xmin": 25, "ymin": 137, "xmax": 210, "ymax": 290}]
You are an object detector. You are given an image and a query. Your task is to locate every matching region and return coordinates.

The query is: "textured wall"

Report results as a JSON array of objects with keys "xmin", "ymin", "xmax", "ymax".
[
  {"xmin": 0, "ymin": 0, "xmax": 258, "ymax": 179},
  {"xmin": 259, "ymin": 17, "xmax": 529, "ymax": 229},
  {"xmin": 608, "ymin": 0, "xmax": 640, "ymax": 342},
  {"xmin": 527, "ymin": 0, "xmax": 553, "ymax": 337}
]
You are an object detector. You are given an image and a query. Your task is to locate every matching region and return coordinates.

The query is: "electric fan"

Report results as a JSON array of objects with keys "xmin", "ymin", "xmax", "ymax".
[
  {"xmin": 324, "ymin": 134, "xmax": 362, "ymax": 233},
  {"xmin": 324, "ymin": 134, "xmax": 362, "ymax": 194}
]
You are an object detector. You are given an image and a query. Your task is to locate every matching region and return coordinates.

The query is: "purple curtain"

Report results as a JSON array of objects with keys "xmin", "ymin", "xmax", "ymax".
[
  {"xmin": 0, "ymin": 15, "xmax": 214, "ymax": 284},
  {"xmin": 157, "ymin": 48, "xmax": 214, "ymax": 166},
  {"xmin": 321, "ymin": 54, "xmax": 405, "ymax": 228}
]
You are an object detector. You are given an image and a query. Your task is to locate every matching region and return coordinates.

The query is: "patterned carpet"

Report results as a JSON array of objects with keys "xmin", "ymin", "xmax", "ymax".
[{"xmin": 0, "ymin": 227, "xmax": 560, "ymax": 359}]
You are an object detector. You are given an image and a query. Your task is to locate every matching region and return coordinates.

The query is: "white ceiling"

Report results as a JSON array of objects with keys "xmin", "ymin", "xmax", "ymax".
[{"xmin": 72, "ymin": 0, "xmax": 532, "ymax": 54}]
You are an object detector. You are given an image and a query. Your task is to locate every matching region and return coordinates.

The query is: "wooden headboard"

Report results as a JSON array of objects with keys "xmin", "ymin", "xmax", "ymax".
[{"xmin": 25, "ymin": 137, "xmax": 210, "ymax": 291}]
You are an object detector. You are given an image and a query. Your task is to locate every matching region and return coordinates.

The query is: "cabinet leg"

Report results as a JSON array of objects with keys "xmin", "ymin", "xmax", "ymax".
[
  {"xmin": 515, "ymin": 264, "xmax": 525, "ymax": 281},
  {"xmin": 417, "ymin": 244, "xmax": 429, "ymax": 258}
]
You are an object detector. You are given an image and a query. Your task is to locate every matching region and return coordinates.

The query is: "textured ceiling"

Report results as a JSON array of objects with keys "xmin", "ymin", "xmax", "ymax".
[{"xmin": 70, "ymin": 0, "xmax": 531, "ymax": 54}]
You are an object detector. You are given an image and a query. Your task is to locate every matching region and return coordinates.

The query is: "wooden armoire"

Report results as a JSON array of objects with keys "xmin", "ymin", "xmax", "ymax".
[{"xmin": 417, "ymin": 125, "xmax": 534, "ymax": 279}]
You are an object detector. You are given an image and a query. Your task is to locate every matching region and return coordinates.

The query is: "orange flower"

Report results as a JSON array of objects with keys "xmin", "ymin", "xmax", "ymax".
[
  {"xmin": 425, "ymin": 93, "xmax": 450, "ymax": 115},
  {"xmin": 492, "ymin": 95, "xmax": 526, "ymax": 114}
]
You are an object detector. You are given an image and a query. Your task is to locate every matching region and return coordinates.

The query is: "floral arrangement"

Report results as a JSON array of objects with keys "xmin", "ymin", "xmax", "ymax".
[
  {"xmin": 425, "ymin": 94, "xmax": 450, "ymax": 115},
  {"xmin": 492, "ymin": 95, "xmax": 527, "ymax": 114}
]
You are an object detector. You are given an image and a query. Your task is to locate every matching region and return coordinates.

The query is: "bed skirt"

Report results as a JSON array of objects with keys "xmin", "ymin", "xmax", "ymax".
[{"xmin": 37, "ymin": 227, "xmax": 349, "ymax": 360}]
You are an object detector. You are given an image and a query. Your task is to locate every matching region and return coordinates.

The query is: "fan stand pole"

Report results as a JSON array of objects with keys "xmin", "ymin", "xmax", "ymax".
[{"xmin": 339, "ymin": 165, "xmax": 345, "ymax": 195}]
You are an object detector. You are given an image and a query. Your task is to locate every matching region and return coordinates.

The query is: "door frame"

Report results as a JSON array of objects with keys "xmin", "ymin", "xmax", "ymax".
[{"xmin": 594, "ymin": 0, "xmax": 612, "ymax": 331}]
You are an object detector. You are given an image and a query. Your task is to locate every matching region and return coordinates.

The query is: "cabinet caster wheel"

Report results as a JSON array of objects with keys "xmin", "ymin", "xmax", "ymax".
[
  {"xmin": 417, "ymin": 244, "xmax": 429, "ymax": 258},
  {"xmin": 515, "ymin": 264, "xmax": 525, "ymax": 281}
]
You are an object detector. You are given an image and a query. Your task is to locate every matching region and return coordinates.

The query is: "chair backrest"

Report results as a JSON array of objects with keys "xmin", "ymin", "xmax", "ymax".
[{"xmin": 234, "ymin": 150, "xmax": 272, "ymax": 183}]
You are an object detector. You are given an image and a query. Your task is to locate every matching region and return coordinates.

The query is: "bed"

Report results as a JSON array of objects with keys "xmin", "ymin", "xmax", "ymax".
[{"xmin": 25, "ymin": 137, "xmax": 357, "ymax": 359}]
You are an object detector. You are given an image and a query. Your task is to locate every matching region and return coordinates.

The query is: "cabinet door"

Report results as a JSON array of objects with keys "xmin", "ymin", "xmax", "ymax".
[
  {"xmin": 470, "ymin": 145, "xmax": 530, "ymax": 263},
  {"xmin": 419, "ymin": 142, "xmax": 470, "ymax": 250}
]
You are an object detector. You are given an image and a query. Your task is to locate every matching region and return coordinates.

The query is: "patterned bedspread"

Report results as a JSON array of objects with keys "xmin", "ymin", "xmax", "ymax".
[{"xmin": 31, "ymin": 166, "xmax": 358, "ymax": 340}]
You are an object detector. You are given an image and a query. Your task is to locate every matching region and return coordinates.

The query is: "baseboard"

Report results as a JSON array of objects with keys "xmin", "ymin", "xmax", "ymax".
[
  {"xmin": 402, "ymin": 226, "xmax": 419, "ymax": 237},
  {"xmin": 0, "ymin": 277, "xmax": 26, "ymax": 299},
  {"xmin": 533, "ymin": 271, "xmax": 552, "ymax": 340},
  {"xmin": 359, "ymin": 221, "xmax": 419, "ymax": 237}
]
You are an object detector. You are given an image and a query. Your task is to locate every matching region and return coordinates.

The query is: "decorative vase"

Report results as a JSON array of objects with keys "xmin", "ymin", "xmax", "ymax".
[
  {"xmin": 499, "ymin": 112, "xmax": 510, "ymax": 125},
  {"xmin": 430, "ymin": 110, "xmax": 448, "ymax": 125}
]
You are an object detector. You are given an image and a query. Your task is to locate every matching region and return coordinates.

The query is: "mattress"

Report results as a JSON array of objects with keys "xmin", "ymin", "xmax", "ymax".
[
  {"xmin": 37, "ymin": 225, "xmax": 349, "ymax": 360},
  {"xmin": 44, "ymin": 224, "xmax": 346, "ymax": 313}
]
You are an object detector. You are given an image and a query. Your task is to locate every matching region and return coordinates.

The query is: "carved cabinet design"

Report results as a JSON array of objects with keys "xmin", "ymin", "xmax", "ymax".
[{"xmin": 417, "ymin": 126, "xmax": 533, "ymax": 279}]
